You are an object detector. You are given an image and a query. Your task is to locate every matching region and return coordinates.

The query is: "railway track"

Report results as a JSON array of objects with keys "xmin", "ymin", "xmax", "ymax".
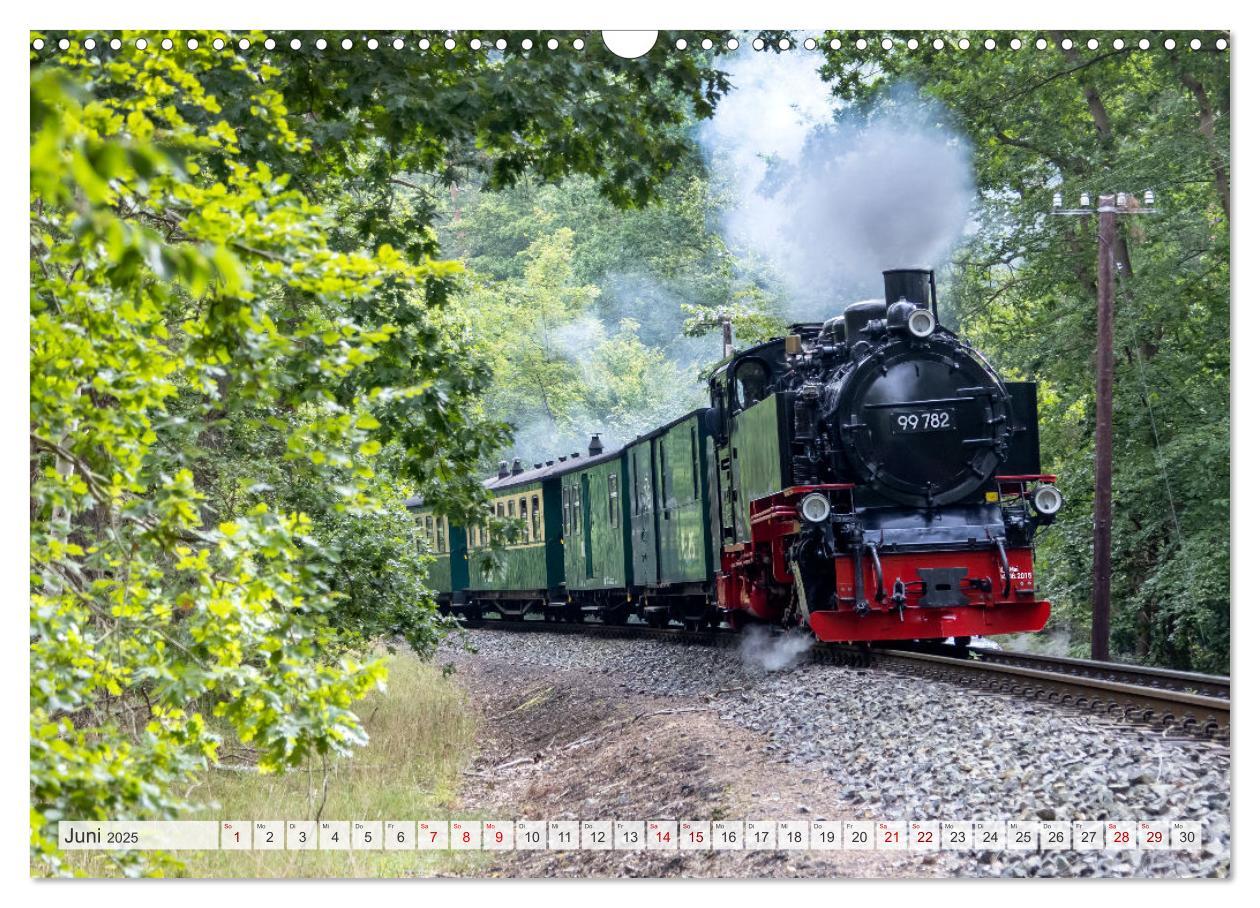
[
  {"xmin": 862, "ymin": 647, "xmax": 1229, "ymax": 741},
  {"xmin": 457, "ymin": 615, "xmax": 1230, "ymax": 741}
]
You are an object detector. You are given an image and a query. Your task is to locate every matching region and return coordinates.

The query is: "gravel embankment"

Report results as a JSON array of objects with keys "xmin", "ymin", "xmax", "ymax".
[{"xmin": 443, "ymin": 626, "xmax": 1231, "ymax": 878}]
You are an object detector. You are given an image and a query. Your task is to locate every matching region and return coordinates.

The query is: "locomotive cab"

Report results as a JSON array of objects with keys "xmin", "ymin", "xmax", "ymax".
[{"xmin": 707, "ymin": 337, "xmax": 791, "ymax": 431}]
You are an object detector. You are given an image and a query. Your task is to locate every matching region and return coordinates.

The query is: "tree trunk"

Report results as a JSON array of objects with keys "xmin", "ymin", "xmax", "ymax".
[{"xmin": 1178, "ymin": 69, "xmax": 1231, "ymax": 221}]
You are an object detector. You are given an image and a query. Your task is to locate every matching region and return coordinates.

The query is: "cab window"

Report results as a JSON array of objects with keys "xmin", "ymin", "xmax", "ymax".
[{"xmin": 732, "ymin": 359, "xmax": 769, "ymax": 411}]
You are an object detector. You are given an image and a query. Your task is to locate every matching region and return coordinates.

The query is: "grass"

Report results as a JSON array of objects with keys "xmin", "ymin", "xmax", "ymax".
[{"xmin": 63, "ymin": 651, "xmax": 488, "ymax": 879}]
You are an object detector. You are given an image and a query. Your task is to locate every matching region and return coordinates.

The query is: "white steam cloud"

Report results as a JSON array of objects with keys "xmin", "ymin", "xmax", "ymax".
[
  {"xmin": 702, "ymin": 49, "xmax": 975, "ymax": 317},
  {"xmin": 737, "ymin": 625, "xmax": 814, "ymax": 672}
]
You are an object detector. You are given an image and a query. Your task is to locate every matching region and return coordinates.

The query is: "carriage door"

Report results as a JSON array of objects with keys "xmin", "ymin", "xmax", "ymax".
[
  {"xmin": 580, "ymin": 473, "xmax": 594, "ymax": 579},
  {"xmin": 630, "ymin": 446, "xmax": 658, "ymax": 585}
]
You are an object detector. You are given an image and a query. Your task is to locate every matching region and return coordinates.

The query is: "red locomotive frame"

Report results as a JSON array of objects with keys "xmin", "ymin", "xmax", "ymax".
[{"xmin": 716, "ymin": 476, "xmax": 1054, "ymax": 643}]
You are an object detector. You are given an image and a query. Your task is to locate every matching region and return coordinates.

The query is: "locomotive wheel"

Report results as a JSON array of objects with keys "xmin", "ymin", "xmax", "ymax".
[{"xmin": 953, "ymin": 636, "xmax": 972, "ymax": 649}]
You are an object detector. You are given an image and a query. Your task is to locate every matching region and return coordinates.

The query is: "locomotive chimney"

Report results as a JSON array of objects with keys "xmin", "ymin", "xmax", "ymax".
[
  {"xmin": 882, "ymin": 268, "xmax": 933, "ymax": 308},
  {"xmin": 588, "ymin": 434, "xmax": 604, "ymax": 456},
  {"xmin": 497, "ymin": 460, "xmax": 509, "ymax": 478}
]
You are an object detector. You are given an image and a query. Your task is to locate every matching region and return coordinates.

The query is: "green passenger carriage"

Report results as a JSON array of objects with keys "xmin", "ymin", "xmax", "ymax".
[
  {"xmin": 402, "ymin": 503, "xmax": 468, "ymax": 609},
  {"xmin": 463, "ymin": 467, "xmax": 563, "ymax": 620},
  {"xmin": 624, "ymin": 410, "xmax": 716, "ymax": 626},
  {"xmin": 409, "ymin": 414, "xmax": 719, "ymax": 628},
  {"xmin": 558, "ymin": 436, "xmax": 634, "ymax": 621}
]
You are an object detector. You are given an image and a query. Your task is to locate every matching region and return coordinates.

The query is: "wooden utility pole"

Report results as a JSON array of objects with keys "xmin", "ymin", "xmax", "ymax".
[
  {"xmin": 1093, "ymin": 195, "xmax": 1117, "ymax": 662},
  {"xmin": 1053, "ymin": 189, "xmax": 1155, "ymax": 661}
]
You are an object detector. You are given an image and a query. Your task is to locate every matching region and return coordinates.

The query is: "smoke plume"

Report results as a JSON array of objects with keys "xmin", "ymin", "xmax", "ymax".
[
  {"xmin": 737, "ymin": 625, "xmax": 814, "ymax": 672},
  {"xmin": 702, "ymin": 50, "xmax": 975, "ymax": 318}
]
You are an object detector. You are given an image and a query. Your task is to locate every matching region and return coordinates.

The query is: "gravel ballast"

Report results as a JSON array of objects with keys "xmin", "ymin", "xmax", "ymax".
[{"xmin": 441, "ymin": 625, "xmax": 1231, "ymax": 878}]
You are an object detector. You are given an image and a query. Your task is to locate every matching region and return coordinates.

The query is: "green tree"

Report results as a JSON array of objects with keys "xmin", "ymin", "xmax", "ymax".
[
  {"xmin": 30, "ymin": 29, "xmax": 739, "ymax": 874},
  {"xmin": 463, "ymin": 228, "xmax": 601, "ymax": 430},
  {"xmin": 437, "ymin": 162, "xmax": 790, "ymax": 463}
]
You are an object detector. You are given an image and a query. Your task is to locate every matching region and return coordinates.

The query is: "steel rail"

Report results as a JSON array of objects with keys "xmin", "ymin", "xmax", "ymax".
[
  {"xmin": 961, "ymin": 646, "xmax": 1229, "ymax": 699},
  {"xmin": 866, "ymin": 647, "xmax": 1229, "ymax": 741}
]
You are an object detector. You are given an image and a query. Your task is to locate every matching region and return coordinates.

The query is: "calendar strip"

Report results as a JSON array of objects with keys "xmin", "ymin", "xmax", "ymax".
[{"xmin": 57, "ymin": 819, "xmax": 1203, "ymax": 852}]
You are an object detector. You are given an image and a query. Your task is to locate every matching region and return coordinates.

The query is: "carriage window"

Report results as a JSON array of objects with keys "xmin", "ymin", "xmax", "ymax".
[
  {"xmin": 608, "ymin": 474, "xmax": 619, "ymax": 528},
  {"xmin": 733, "ymin": 359, "xmax": 769, "ymax": 411},
  {"xmin": 691, "ymin": 428, "xmax": 700, "ymax": 500},
  {"xmin": 518, "ymin": 498, "xmax": 528, "ymax": 539},
  {"xmin": 438, "ymin": 517, "xmax": 447, "ymax": 553},
  {"xmin": 632, "ymin": 453, "xmax": 641, "ymax": 515},
  {"xmin": 659, "ymin": 442, "xmax": 671, "ymax": 505},
  {"xmin": 562, "ymin": 487, "xmax": 570, "ymax": 534},
  {"xmin": 508, "ymin": 499, "xmax": 516, "ymax": 518},
  {"xmin": 531, "ymin": 495, "xmax": 541, "ymax": 539},
  {"xmin": 573, "ymin": 480, "xmax": 582, "ymax": 533}
]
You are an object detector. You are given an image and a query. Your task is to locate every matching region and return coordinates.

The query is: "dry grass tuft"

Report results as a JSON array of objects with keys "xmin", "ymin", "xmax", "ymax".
[{"xmin": 64, "ymin": 651, "xmax": 486, "ymax": 879}]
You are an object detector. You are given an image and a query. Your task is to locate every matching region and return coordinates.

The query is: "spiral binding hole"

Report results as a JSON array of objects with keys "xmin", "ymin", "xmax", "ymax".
[{"xmin": 29, "ymin": 31, "xmax": 1232, "ymax": 58}]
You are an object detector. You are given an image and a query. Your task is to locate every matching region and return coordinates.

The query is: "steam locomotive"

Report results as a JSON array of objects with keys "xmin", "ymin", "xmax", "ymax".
[{"xmin": 408, "ymin": 268, "xmax": 1061, "ymax": 643}]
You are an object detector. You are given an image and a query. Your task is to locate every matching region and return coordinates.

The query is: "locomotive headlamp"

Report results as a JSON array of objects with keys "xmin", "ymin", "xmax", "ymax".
[
  {"xmin": 907, "ymin": 308, "xmax": 936, "ymax": 338},
  {"xmin": 799, "ymin": 492, "xmax": 832, "ymax": 523},
  {"xmin": 1032, "ymin": 484, "xmax": 1064, "ymax": 517}
]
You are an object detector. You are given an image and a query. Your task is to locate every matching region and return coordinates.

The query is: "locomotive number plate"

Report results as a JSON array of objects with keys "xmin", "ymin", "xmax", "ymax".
[{"xmin": 890, "ymin": 408, "xmax": 956, "ymax": 434}]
